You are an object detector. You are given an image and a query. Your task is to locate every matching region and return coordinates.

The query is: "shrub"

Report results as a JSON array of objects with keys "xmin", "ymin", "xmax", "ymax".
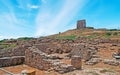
[
  {"xmin": 0, "ymin": 39, "xmax": 7, "ymax": 43},
  {"xmin": 106, "ymin": 32, "xmax": 111, "ymax": 36},
  {"xmin": 113, "ymin": 32, "xmax": 118, "ymax": 36}
]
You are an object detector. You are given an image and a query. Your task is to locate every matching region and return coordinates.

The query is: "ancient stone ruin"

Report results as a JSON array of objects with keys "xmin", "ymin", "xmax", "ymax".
[
  {"xmin": 0, "ymin": 30, "xmax": 120, "ymax": 74},
  {"xmin": 77, "ymin": 19, "xmax": 86, "ymax": 29},
  {"xmin": 25, "ymin": 46, "xmax": 75, "ymax": 74}
]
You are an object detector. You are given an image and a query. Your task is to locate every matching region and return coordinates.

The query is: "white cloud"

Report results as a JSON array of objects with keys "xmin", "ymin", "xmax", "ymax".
[
  {"xmin": 35, "ymin": 0, "xmax": 88, "ymax": 36},
  {"xmin": 0, "ymin": 36, "xmax": 13, "ymax": 40},
  {"xmin": 30, "ymin": 5, "xmax": 39, "ymax": 9},
  {"xmin": 0, "ymin": 36, "xmax": 3, "ymax": 40},
  {"xmin": 0, "ymin": 12, "xmax": 32, "ymax": 39},
  {"xmin": 0, "ymin": 12, "xmax": 27, "ymax": 30},
  {"xmin": 0, "ymin": 13, "xmax": 19, "ymax": 29},
  {"xmin": 0, "ymin": 35, "xmax": 22, "ymax": 40},
  {"xmin": 27, "ymin": 4, "xmax": 40, "ymax": 9},
  {"xmin": 17, "ymin": 0, "xmax": 40, "ymax": 9}
]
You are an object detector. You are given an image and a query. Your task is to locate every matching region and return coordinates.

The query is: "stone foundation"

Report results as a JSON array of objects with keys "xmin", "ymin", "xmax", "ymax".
[
  {"xmin": 0, "ymin": 56, "xmax": 25, "ymax": 67},
  {"xmin": 25, "ymin": 47, "xmax": 52, "ymax": 70},
  {"xmin": 25, "ymin": 46, "xmax": 75, "ymax": 73},
  {"xmin": 0, "ymin": 46, "xmax": 26, "ymax": 58}
]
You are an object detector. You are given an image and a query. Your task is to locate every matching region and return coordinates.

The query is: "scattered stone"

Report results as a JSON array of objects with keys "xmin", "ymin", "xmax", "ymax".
[
  {"xmin": 103, "ymin": 59, "xmax": 120, "ymax": 66},
  {"xmin": 112, "ymin": 44, "xmax": 117, "ymax": 46},
  {"xmin": 92, "ymin": 55, "xmax": 100, "ymax": 58},
  {"xmin": 110, "ymin": 48, "xmax": 114, "ymax": 50},
  {"xmin": 85, "ymin": 58, "xmax": 101, "ymax": 65},
  {"xmin": 53, "ymin": 63, "xmax": 74, "ymax": 74},
  {"xmin": 21, "ymin": 69, "xmax": 36, "ymax": 75}
]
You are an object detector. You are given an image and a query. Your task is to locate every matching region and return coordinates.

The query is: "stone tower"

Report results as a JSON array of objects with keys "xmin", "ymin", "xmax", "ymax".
[{"xmin": 77, "ymin": 19, "xmax": 86, "ymax": 29}]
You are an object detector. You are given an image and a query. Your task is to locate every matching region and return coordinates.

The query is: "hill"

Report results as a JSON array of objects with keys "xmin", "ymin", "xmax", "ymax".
[{"xmin": 49, "ymin": 28, "xmax": 120, "ymax": 40}]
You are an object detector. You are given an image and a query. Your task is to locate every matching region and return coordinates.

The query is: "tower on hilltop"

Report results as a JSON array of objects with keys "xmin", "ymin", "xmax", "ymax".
[{"xmin": 77, "ymin": 19, "xmax": 86, "ymax": 29}]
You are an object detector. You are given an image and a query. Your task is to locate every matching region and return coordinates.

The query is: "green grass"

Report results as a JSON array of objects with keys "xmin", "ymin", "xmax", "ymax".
[
  {"xmin": 56, "ymin": 35, "xmax": 76, "ymax": 40},
  {"xmin": 100, "ymin": 69, "xmax": 114, "ymax": 73},
  {"xmin": 0, "ymin": 39, "xmax": 7, "ymax": 43},
  {"xmin": 104, "ymin": 35, "xmax": 111, "ymax": 38},
  {"xmin": 102, "ymin": 32, "xmax": 112, "ymax": 38},
  {"xmin": 87, "ymin": 71, "xmax": 99, "ymax": 75},
  {"xmin": 85, "ymin": 35, "xmax": 97, "ymax": 39},
  {"xmin": 18, "ymin": 37, "xmax": 33, "ymax": 40},
  {"xmin": 83, "ymin": 34, "xmax": 99, "ymax": 39},
  {"xmin": 1, "ymin": 44, "xmax": 16, "ymax": 49},
  {"xmin": 106, "ymin": 32, "xmax": 112, "ymax": 36}
]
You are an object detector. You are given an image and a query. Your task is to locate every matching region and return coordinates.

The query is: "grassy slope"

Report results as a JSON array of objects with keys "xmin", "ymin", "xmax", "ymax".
[{"xmin": 49, "ymin": 29, "xmax": 120, "ymax": 40}]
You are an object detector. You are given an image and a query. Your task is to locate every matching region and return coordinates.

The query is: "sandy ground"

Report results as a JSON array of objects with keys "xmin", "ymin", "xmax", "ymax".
[{"xmin": 0, "ymin": 63, "xmax": 119, "ymax": 75}]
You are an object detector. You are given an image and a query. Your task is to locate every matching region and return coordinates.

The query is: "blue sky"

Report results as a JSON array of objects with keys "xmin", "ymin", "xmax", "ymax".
[{"xmin": 0, "ymin": 0, "xmax": 120, "ymax": 40}]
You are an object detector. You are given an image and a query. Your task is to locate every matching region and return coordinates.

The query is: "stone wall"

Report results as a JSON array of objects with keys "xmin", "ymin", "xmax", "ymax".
[
  {"xmin": 77, "ymin": 19, "xmax": 86, "ymax": 29},
  {"xmin": 25, "ymin": 47, "xmax": 52, "ymax": 70},
  {"xmin": 25, "ymin": 46, "xmax": 75, "ymax": 73},
  {"xmin": 0, "ymin": 46, "xmax": 26, "ymax": 58},
  {"xmin": 0, "ymin": 56, "xmax": 25, "ymax": 67},
  {"xmin": 34, "ymin": 43, "xmax": 72, "ymax": 54}
]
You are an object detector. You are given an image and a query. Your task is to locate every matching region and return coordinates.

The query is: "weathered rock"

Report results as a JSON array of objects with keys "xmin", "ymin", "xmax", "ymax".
[
  {"xmin": 103, "ymin": 59, "xmax": 120, "ymax": 66},
  {"xmin": 25, "ymin": 47, "xmax": 52, "ymax": 70},
  {"xmin": 0, "ymin": 56, "xmax": 25, "ymax": 67},
  {"xmin": 48, "ymin": 55, "xmax": 62, "ymax": 60},
  {"xmin": 71, "ymin": 56, "xmax": 82, "ymax": 69},
  {"xmin": 53, "ymin": 63, "xmax": 74, "ymax": 74},
  {"xmin": 0, "ymin": 46, "xmax": 26, "ymax": 58},
  {"xmin": 85, "ymin": 58, "xmax": 101, "ymax": 65},
  {"xmin": 92, "ymin": 55, "xmax": 100, "ymax": 58},
  {"xmin": 70, "ymin": 43, "xmax": 97, "ymax": 61},
  {"xmin": 25, "ymin": 46, "xmax": 75, "ymax": 73},
  {"xmin": 21, "ymin": 69, "xmax": 36, "ymax": 75}
]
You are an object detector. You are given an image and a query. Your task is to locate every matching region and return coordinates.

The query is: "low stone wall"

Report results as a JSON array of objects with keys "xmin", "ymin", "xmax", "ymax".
[
  {"xmin": 0, "ymin": 46, "xmax": 26, "ymax": 58},
  {"xmin": 25, "ymin": 47, "xmax": 75, "ymax": 73},
  {"xmin": 34, "ymin": 43, "xmax": 72, "ymax": 54},
  {"xmin": 25, "ymin": 47, "xmax": 52, "ymax": 70},
  {"xmin": 0, "ymin": 56, "xmax": 25, "ymax": 67},
  {"xmin": 103, "ymin": 59, "xmax": 120, "ymax": 66}
]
